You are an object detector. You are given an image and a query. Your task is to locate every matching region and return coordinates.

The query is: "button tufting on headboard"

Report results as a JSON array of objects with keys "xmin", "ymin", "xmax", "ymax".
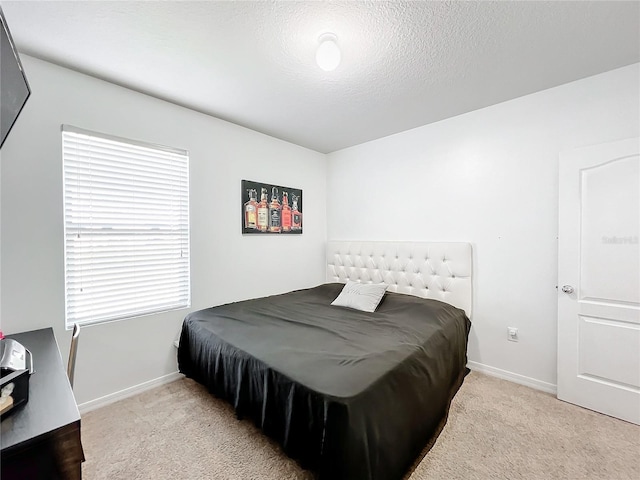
[{"xmin": 327, "ymin": 241, "xmax": 472, "ymax": 318}]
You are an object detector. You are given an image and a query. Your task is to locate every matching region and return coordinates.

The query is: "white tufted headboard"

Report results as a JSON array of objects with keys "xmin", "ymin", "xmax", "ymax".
[{"xmin": 326, "ymin": 241, "xmax": 472, "ymax": 318}]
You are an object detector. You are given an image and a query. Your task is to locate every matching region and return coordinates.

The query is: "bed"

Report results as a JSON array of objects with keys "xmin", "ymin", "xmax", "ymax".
[{"xmin": 178, "ymin": 241, "xmax": 472, "ymax": 480}]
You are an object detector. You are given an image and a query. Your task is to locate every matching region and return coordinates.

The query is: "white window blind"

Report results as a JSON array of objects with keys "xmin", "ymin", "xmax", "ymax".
[{"xmin": 62, "ymin": 125, "xmax": 190, "ymax": 327}]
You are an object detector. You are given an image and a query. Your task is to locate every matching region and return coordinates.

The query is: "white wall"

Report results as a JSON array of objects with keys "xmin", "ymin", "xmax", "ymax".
[
  {"xmin": 0, "ymin": 56, "xmax": 327, "ymax": 405},
  {"xmin": 327, "ymin": 64, "xmax": 640, "ymax": 391}
]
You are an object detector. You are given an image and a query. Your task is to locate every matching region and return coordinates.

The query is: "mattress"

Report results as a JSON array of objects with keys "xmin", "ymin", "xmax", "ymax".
[{"xmin": 178, "ymin": 282, "xmax": 470, "ymax": 480}]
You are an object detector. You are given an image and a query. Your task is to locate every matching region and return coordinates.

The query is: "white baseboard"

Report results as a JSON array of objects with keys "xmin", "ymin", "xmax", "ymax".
[
  {"xmin": 78, "ymin": 371, "xmax": 184, "ymax": 414},
  {"xmin": 467, "ymin": 361, "xmax": 557, "ymax": 395},
  {"xmin": 77, "ymin": 364, "xmax": 554, "ymax": 414}
]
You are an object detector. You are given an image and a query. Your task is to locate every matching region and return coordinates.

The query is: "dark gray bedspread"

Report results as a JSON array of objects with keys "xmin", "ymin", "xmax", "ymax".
[{"xmin": 178, "ymin": 283, "xmax": 470, "ymax": 480}]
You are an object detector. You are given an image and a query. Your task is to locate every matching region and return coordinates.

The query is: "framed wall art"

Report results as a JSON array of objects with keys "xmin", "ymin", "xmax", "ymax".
[{"xmin": 242, "ymin": 179, "xmax": 302, "ymax": 234}]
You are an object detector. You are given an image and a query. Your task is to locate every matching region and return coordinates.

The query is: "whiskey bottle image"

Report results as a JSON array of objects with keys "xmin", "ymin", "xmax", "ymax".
[
  {"xmin": 281, "ymin": 191, "xmax": 292, "ymax": 232},
  {"xmin": 244, "ymin": 189, "xmax": 258, "ymax": 229},
  {"xmin": 291, "ymin": 194, "xmax": 302, "ymax": 231},
  {"xmin": 257, "ymin": 188, "xmax": 268, "ymax": 232},
  {"xmin": 268, "ymin": 187, "xmax": 281, "ymax": 233}
]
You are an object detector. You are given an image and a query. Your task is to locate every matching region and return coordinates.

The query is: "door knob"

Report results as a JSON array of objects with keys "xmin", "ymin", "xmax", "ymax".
[{"xmin": 561, "ymin": 285, "xmax": 574, "ymax": 294}]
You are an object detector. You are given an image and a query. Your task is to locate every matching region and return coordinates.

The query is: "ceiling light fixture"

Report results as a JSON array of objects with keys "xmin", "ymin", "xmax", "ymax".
[{"xmin": 316, "ymin": 33, "xmax": 341, "ymax": 72}]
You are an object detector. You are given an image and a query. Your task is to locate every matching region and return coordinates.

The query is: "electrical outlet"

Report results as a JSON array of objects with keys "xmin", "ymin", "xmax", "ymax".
[{"xmin": 507, "ymin": 327, "xmax": 519, "ymax": 342}]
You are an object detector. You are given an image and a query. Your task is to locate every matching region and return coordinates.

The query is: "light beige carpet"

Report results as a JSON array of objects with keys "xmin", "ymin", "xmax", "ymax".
[{"xmin": 81, "ymin": 372, "xmax": 639, "ymax": 479}]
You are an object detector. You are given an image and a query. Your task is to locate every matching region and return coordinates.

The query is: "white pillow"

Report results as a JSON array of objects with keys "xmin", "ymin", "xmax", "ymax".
[{"xmin": 331, "ymin": 281, "xmax": 388, "ymax": 313}]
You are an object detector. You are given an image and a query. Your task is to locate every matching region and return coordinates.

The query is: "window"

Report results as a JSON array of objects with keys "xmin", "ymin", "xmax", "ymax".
[{"xmin": 62, "ymin": 125, "xmax": 190, "ymax": 327}]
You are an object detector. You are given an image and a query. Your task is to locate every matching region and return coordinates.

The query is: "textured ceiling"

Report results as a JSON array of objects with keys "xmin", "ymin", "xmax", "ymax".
[{"xmin": 2, "ymin": 1, "xmax": 639, "ymax": 153}]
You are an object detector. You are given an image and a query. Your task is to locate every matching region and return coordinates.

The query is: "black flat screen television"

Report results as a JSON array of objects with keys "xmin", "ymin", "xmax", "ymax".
[{"xmin": 0, "ymin": 5, "xmax": 30, "ymax": 149}]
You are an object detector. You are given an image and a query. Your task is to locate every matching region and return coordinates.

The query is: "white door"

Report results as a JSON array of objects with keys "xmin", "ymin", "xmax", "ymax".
[{"xmin": 558, "ymin": 137, "xmax": 640, "ymax": 425}]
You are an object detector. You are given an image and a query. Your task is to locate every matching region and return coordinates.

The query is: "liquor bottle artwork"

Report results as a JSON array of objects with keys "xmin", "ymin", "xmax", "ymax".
[
  {"xmin": 241, "ymin": 180, "xmax": 302, "ymax": 234},
  {"xmin": 244, "ymin": 189, "xmax": 258, "ymax": 229},
  {"xmin": 257, "ymin": 188, "xmax": 268, "ymax": 232},
  {"xmin": 268, "ymin": 187, "xmax": 281, "ymax": 233},
  {"xmin": 291, "ymin": 194, "xmax": 302, "ymax": 231},
  {"xmin": 281, "ymin": 191, "xmax": 292, "ymax": 232}
]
